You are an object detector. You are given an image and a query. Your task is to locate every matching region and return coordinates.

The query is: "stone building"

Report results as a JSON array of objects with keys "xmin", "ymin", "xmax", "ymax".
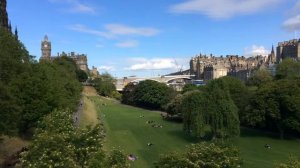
[
  {"xmin": 190, "ymin": 54, "xmax": 266, "ymax": 82},
  {"xmin": 277, "ymin": 39, "xmax": 300, "ymax": 62},
  {"xmin": 39, "ymin": 35, "xmax": 89, "ymax": 72}
]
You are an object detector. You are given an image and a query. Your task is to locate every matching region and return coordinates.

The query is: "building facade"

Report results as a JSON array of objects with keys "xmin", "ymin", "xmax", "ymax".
[
  {"xmin": 277, "ymin": 39, "xmax": 300, "ymax": 62},
  {"xmin": 190, "ymin": 54, "xmax": 266, "ymax": 82},
  {"xmin": 40, "ymin": 35, "xmax": 89, "ymax": 72}
]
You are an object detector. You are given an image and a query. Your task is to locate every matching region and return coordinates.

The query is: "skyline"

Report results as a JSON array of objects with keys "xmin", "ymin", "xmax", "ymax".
[{"xmin": 6, "ymin": 0, "xmax": 300, "ymax": 77}]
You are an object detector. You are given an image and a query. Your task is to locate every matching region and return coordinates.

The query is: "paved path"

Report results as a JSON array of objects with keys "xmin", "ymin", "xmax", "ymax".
[{"xmin": 73, "ymin": 98, "xmax": 83, "ymax": 127}]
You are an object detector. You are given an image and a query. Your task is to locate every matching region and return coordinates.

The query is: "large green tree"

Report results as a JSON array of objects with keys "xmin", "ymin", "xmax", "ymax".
[
  {"xmin": 0, "ymin": 29, "xmax": 31, "ymax": 135},
  {"xmin": 276, "ymin": 58, "xmax": 300, "ymax": 79},
  {"xmin": 247, "ymin": 69, "xmax": 273, "ymax": 87},
  {"xmin": 181, "ymin": 79, "xmax": 240, "ymax": 139},
  {"xmin": 245, "ymin": 79, "xmax": 300, "ymax": 138},
  {"xmin": 131, "ymin": 80, "xmax": 176, "ymax": 110}
]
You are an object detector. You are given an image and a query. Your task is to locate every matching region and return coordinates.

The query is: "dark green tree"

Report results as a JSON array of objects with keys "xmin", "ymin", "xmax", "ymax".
[
  {"xmin": 76, "ymin": 69, "xmax": 88, "ymax": 82},
  {"xmin": 182, "ymin": 84, "xmax": 198, "ymax": 93},
  {"xmin": 276, "ymin": 58, "xmax": 300, "ymax": 79},
  {"xmin": 155, "ymin": 142, "xmax": 241, "ymax": 168},
  {"xmin": 219, "ymin": 76, "xmax": 250, "ymax": 124},
  {"xmin": 131, "ymin": 80, "xmax": 176, "ymax": 110},
  {"xmin": 248, "ymin": 69, "xmax": 273, "ymax": 87},
  {"xmin": 181, "ymin": 79, "xmax": 240, "ymax": 139},
  {"xmin": 121, "ymin": 82, "xmax": 137, "ymax": 105},
  {"xmin": 246, "ymin": 79, "xmax": 300, "ymax": 139}
]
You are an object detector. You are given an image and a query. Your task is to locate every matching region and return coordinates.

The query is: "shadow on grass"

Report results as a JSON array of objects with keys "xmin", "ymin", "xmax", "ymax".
[
  {"xmin": 166, "ymin": 130, "xmax": 199, "ymax": 143},
  {"xmin": 240, "ymin": 127, "xmax": 281, "ymax": 139}
]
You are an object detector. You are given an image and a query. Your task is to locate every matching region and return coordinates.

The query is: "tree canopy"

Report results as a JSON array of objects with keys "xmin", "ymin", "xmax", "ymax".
[
  {"xmin": 155, "ymin": 142, "xmax": 241, "ymax": 168},
  {"xmin": 181, "ymin": 79, "xmax": 240, "ymax": 139}
]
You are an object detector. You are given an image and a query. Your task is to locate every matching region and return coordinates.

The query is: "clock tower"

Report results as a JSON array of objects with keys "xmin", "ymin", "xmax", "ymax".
[{"xmin": 41, "ymin": 35, "xmax": 51, "ymax": 60}]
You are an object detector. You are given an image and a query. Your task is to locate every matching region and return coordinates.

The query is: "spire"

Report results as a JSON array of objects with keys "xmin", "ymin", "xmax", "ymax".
[
  {"xmin": 271, "ymin": 44, "xmax": 274, "ymax": 54},
  {"xmin": 44, "ymin": 35, "xmax": 48, "ymax": 41},
  {"xmin": 14, "ymin": 27, "xmax": 18, "ymax": 39}
]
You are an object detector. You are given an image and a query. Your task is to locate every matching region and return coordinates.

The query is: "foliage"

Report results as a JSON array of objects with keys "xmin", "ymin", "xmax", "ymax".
[
  {"xmin": 16, "ymin": 61, "xmax": 82, "ymax": 132},
  {"xmin": 218, "ymin": 76, "xmax": 250, "ymax": 125},
  {"xmin": 18, "ymin": 109, "xmax": 108, "ymax": 167},
  {"xmin": 121, "ymin": 82, "xmax": 137, "ymax": 105},
  {"xmin": 245, "ymin": 79, "xmax": 300, "ymax": 139},
  {"xmin": 248, "ymin": 69, "xmax": 273, "ymax": 87},
  {"xmin": 182, "ymin": 84, "xmax": 199, "ymax": 93},
  {"xmin": 0, "ymin": 29, "xmax": 31, "ymax": 135},
  {"xmin": 93, "ymin": 72, "xmax": 116, "ymax": 97},
  {"xmin": 181, "ymin": 79, "xmax": 240, "ymax": 139},
  {"xmin": 276, "ymin": 58, "xmax": 300, "ymax": 79},
  {"xmin": 112, "ymin": 91, "xmax": 122, "ymax": 100},
  {"xmin": 164, "ymin": 94, "xmax": 183, "ymax": 115},
  {"xmin": 76, "ymin": 69, "xmax": 88, "ymax": 82},
  {"xmin": 276, "ymin": 156, "xmax": 300, "ymax": 168},
  {"xmin": 130, "ymin": 80, "xmax": 176, "ymax": 110},
  {"xmin": 155, "ymin": 142, "xmax": 241, "ymax": 168}
]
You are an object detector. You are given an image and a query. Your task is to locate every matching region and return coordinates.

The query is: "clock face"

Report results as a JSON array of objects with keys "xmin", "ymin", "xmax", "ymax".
[{"xmin": 44, "ymin": 44, "xmax": 48, "ymax": 47}]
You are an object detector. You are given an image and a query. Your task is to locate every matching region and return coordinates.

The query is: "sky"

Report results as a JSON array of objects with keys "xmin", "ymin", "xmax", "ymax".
[{"xmin": 6, "ymin": 0, "xmax": 300, "ymax": 78}]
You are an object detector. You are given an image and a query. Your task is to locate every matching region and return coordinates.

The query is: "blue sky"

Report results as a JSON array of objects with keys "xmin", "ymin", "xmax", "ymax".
[{"xmin": 6, "ymin": 0, "xmax": 300, "ymax": 77}]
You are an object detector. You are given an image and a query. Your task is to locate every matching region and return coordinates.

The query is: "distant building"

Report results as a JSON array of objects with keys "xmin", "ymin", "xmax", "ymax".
[
  {"xmin": 277, "ymin": 39, "xmax": 300, "ymax": 62},
  {"xmin": 39, "ymin": 35, "xmax": 89, "ymax": 73},
  {"xmin": 190, "ymin": 54, "xmax": 266, "ymax": 82},
  {"xmin": 90, "ymin": 66, "xmax": 100, "ymax": 78}
]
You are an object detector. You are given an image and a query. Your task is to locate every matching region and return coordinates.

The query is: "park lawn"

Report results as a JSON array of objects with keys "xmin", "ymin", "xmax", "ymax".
[{"xmin": 90, "ymin": 95, "xmax": 300, "ymax": 168}]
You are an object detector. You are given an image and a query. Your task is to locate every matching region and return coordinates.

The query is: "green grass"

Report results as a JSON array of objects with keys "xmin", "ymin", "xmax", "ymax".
[
  {"xmin": 89, "ymin": 96, "xmax": 300, "ymax": 168},
  {"xmin": 79, "ymin": 96, "xmax": 99, "ymax": 128}
]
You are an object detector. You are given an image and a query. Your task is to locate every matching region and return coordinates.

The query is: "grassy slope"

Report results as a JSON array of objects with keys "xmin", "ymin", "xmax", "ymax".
[
  {"xmin": 0, "ymin": 136, "xmax": 30, "ymax": 164},
  {"xmin": 79, "ymin": 86, "xmax": 100, "ymax": 128},
  {"xmin": 87, "ymin": 92, "xmax": 300, "ymax": 168}
]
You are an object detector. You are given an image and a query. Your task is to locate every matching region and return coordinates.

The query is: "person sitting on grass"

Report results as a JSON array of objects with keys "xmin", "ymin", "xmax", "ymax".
[
  {"xmin": 128, "ymin": 154, "xmax": 137, "ymax": 161},
  {"xmin": 147, "ymin": 142, "xmax": 153, "ymax": 146},
  {"xmin": 264, "ymin": 144, "xmax": 271, "ymax": 149}
]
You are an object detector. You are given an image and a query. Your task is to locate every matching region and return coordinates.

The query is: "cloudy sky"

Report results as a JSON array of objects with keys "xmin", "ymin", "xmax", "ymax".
[{"xmin": 7, "ymin": 0, "xmax": 300, "ymax": 77}]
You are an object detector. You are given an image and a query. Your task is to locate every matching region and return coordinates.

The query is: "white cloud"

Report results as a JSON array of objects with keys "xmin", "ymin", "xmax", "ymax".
[
  {"xmin": 105, "ymin": 24, "xmax": 160, "ymax": 36},
  {"xmin": 125, "ymin": 58, "xmax": 178, "ymax": 71},
  {"xmin": 49, "ymin": 0, "xmax": 95, "ymax": 14},
  {"xmin": 169, "ymin": 0, "xmax": 282, "ymax": 19},
  {"xmin": 115, "ymin": 40, "xmax": 139, "ymax": 48},
  {"xmin": 71, "ymin": 3, "xmax": 95, "ymax": 14},
  {"xmin": 69, "ymin": 24, "xmax": 113, "ymax": 38},
  {"xmin": 283, "ymin": 15, "xmax": 300, "ymax": 32},
  {"xmin": 69, "ymin": 24, "xmax": 160, "ymax": 39},
  {"xmin": 244, "ymin": 45, "xmax": 269, "ymax": 57},
  {"xmin": 98, "ymin": 66, "xmax": 115, "ymax": 71}
]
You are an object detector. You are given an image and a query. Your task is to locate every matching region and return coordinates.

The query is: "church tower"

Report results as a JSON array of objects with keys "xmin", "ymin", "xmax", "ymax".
[
  {"xmin": 0, "ymin": 0, "xmax": 9, "ymax": 30},
  {"xmin": 40, "ymin": 35, "xmax": 51, "ymax": 61}
]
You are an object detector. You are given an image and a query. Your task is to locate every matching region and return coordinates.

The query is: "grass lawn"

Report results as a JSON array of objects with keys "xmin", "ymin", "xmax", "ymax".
[{"xmin": 89, "ymin": 95, "xmax": 300, "ymax": 168}]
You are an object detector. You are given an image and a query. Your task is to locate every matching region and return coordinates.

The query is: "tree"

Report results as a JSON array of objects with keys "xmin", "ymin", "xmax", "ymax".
[
  {"xmin": 164, "ymin": 94, "xmax": 183, "ymax": 115},
  {"xmin": 248, "ymin": 69, "xmax": 273, "ymax": 87},
  {"xmin": 121, "ymin": 83, "xmax": 137, "ymax": 105},
  {"xmin": 19, "ymin": 109, "xmax": 107, "ymax": 167},
  {"xmin": 245, "ymin": 79, "xmax": 300, "ymax": 139},
  {"xmin": 181, "ymin": 79, "xmax": 240, "ymax": 139},
  {"xmin": 182, "ymin": 84, "xmax": 198, "ymax": 94},
  {"xmin": 276, "ymin": 58, "xmax": 300, "ymax": 79},
  {"xmin": 131, "ymin": 80, "xmax": 176, "ymax": 110},
  {"xmin": 93, "ymin": 72, "xmax": 117, "ymax": 97},
  {"xmin": 155, "ymin": 142, "xmax": 241, "ymax": 168},
  {"xmin": 0, "ymin": 29, "xmax": 31, "ymax": 135},
  {"xmin": 218, "ymin": 76, "xmax": 250, "ymax": 125},
  {"xmin": 76, "ymin": 69, "xmax": 88, "ymax": 82}
]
